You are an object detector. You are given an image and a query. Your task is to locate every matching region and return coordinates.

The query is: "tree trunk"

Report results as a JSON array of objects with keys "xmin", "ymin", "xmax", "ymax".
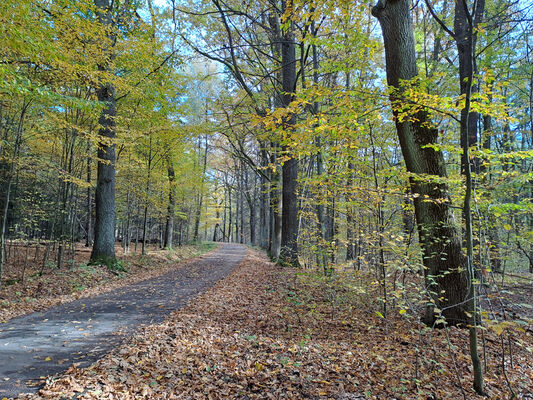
[
  {"xmin": 90, "ymin": 0, "xmax": 117, "ymax": 266},
  {"xmin": 193, "ymin": 135, "xmax": 208, "ymax": 241},
  {"xmin": 141, "ymin": 136, "xmax": 152, "ymax": 256},
  {"xmin": 372, "ymin": 0, "xmax": 469, "ymax": 326},
  {"xmin": 124, "ymin": 190, "xmax": 130, "ymax": 254},
  {"xmin": 85, "ymin": 141, "xmax": 93, "ymax": 247},
  {"xmin": 239, "ymin": 166, "xmax": 245, "ymax": 244},
  {"xmin": 269, "ymin": 149, "xmax": 282, "ymax": 259},
  {"xmin": 456, "ymin": 0, "xmax": 485, "ymax": 392},
  {"xmin": 259, "ymin": 145, "xmax": 270, "ymax": 249},
  {"xmin": 346, "ymin": 161, "xmax": 355, "ymax": 261},
  {"xmin": 164, "ymin": 155, "xmax": 176, "ymax": 249},
  {"xmin": 228, "ymin": 184, "xmax": 232, "ymax": 242},
  {"xmin": 279, "ymin": 0, "xmax": 299, "ymax": 267},
  {"xmin": 0, "ymin": 102, "xmax": 28, "ymax": 285}
]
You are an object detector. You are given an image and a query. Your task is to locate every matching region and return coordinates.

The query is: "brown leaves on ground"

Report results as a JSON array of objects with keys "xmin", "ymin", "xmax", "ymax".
[
  {"xmin": 19, "ymin": 250, "xmax": 533, "ymax": 399},
  {"xmin": 0, "ymin": 244, "xmax": 215, "ymax": 322}
]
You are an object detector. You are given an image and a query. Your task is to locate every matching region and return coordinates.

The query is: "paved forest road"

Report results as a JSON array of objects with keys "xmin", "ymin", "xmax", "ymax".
[{"xmin": 0, "ymin": 244, "xmax": 247, "ymax": 398}]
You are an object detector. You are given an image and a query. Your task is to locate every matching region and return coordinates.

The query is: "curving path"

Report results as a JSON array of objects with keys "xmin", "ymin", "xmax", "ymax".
[{"xmin": 0, "ymin": 243, "xmax": 247, "ymax": 398}]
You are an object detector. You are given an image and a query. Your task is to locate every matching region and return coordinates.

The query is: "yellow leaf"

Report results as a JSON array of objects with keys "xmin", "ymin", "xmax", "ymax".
[
  {"xmin": 399, "ymin": 309, "xmax": 407, "ymax": 315},
  {"xmin": 503, "ymin": 224, "xmax": 511, "ymax": 231}
]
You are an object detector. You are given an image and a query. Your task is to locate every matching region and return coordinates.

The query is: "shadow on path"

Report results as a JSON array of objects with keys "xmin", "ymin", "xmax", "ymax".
[{"xmin": 0, "ymin": 243, "xmax": 247, "ymax": 398}]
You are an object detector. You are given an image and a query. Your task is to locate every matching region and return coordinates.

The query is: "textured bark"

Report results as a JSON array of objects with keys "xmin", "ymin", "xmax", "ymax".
[
  {"xmin": 279, "ymin": 0, "xmax": 299, "ymax": 267},
  {"xmin": 455, "ymin": 0, "xmax": 485, "ymax": 175},
  {"xmin": 373, "ymin": 0, "xmax": 469, "ymax": 326},
  {"xmin": 90, "ymin": 0, "xmax": 117, "ymax": 265}
]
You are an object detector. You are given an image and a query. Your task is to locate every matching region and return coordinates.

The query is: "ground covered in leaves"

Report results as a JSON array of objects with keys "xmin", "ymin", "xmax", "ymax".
[
  {"xmin": 0, "ymin": 243, "xmax": 216, "ymax": 322},
  {"xmin": 17, "ymin": 250, "xmax": 533, "ymax": 400}
]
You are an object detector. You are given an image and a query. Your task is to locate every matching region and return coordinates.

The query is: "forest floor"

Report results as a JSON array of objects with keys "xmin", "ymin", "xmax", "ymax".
[
  {"xmin": 1, "ymin": 243, "xmax": 246, "ymax": 398},
  {"xmin": 0, "ymin": 242, "xmax": 217, "ymax": 322},
  {"xmin": 12, "ymin": 248, "xmax": 532, "ymax": 400}
]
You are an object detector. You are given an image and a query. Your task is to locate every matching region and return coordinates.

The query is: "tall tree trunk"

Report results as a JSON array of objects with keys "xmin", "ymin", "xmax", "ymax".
[
  {"xmin": 259, "ymin": 144, "xmax": 270, "ymax": 249},
  {"xmin": 372, "ymin": 0, "xmax": 469, "ymax": 326},
  {"xmin": 124, "ymin": 190, "xmax": 130, "ymax": 254},
  {"xmin": 279, "ymin": 0, "xmax": 299, "ymax": 266},
  {"xmin": 245, "ymin": 170, "xmax": 257, "ymax": 246},
  {"xmin": 311, "ymin": 23, "xmax": 326, "ymax": 266},
  {"xmin": 222, "ymin": 186, "xmax": 228, "ymax": 241},
  {"xmin": 346, "ymin": 161, "xmax": 355, "ymax": 261},
  {"xmin": 235, "ymin": 174, "xmax": 240, "ymax": 242},
  {"xmin": 142, "ymin": 137, "xmax": 152, "ymax": 256},
  {"xmin": 193, "ymin": 135, "xmax": 208, "ymax": 241},
  {"xmin": 0, "ymin": 102, "xmax": 28, "ymax": 286},
  {"xmin": 90, "ymin": 0, "xmax": 117, "ymax": 266},
  {"xmin": 239, "ymin": 165, "xmax": 245, "ymax": 243},
  {"xmin": 269, "ymin": 148, "xmax": 282, "ymax": 259},
  {"xmin": 164, "ymin": 155, "xmax": 176, "ymax": 249},
  {"xmin": 456, "ymin": 0, "xmax": 485, "ymax": 393},
  {"xmin": 85, "ymin": 141, "xmax": 93, "ymax": 247},
  {"xmin": 227, "ymin": 183, "xmax": 232, "ymax": 242}
]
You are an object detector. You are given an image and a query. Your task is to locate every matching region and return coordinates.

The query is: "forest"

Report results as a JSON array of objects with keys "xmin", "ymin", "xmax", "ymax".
[{"xmin": 0, "ymin": 0, "xmax": 532, "ymax": 398}]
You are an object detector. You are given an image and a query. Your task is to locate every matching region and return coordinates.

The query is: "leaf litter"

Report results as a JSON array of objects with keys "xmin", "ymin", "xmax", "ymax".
[{"xmin": 17, "ymin": 250, "xmax": 532, "ymax": 399}]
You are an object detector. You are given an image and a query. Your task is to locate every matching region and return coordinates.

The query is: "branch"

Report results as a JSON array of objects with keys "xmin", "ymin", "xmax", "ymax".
[
  {"xmin": 116, "ymin": 50, "xmax": 179, "ymax": 102},
  {"xmin": 424, "ymin": 0, "xmax": 456, "ymax": 39}
]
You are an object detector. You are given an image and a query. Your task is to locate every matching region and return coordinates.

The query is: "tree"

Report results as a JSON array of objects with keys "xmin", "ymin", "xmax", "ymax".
[
  {"xmin": 372, "ymin": 0, "xmax": 471, "ymax": 326},
  {"xmin": 90, "ymin": 0, "xmax": 118, "ymax": 265},
  {"xmin": 279, "ymin": 0, "xmax": 300, "ymax": 267}
]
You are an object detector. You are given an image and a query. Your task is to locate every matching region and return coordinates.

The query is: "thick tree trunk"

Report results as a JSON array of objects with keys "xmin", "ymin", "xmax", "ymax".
[
  {"xmin": 373, "ymin": 0, "xmax": 469, "ymax": 326},
  {"xmin": 279, "ymin": 0, "xmax": 299, "ymax": 266},
  {"xmin": 90, "ymin": 0, "xmax": 117, "ymax": 266}
]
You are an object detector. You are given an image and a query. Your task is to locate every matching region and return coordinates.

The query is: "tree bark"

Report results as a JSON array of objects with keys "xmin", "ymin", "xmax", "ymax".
[
  {"xmin": 259, "ymin": 144, "xmax": 270, "ymax": 249},
  {"xmin": 0, "ymin": 102, "xmax": 28, "ymax": 285},
  {"xmin": 90, "ymin": 0, "xmax": 117, "ymax": 266},
  {"xmin": 85, "ymin": 141, "xmax": 93, "ymax": 247},
  {"xmin": 193, "ymin": 135, "xmax": 208, "ymax": 241},
  {"xmin": 164, "ymin": 154, "xmax": 176, "ymax": 249},
  {"xmin": 141, "ymin": 136, "xmax": 152, "ymax": 256},
  {"xmin": 279, "ymin": 0, "xmax": 299, "ymax": 267},
  {"xmin": 372, "ymin": 0, "xmax": 469, "ymax": 326}
]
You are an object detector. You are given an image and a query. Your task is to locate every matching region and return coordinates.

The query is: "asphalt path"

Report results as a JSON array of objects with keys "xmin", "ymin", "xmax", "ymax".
[{"xmin": 0, "ymin": 243, "xmax": 247, "ymax": 398}]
